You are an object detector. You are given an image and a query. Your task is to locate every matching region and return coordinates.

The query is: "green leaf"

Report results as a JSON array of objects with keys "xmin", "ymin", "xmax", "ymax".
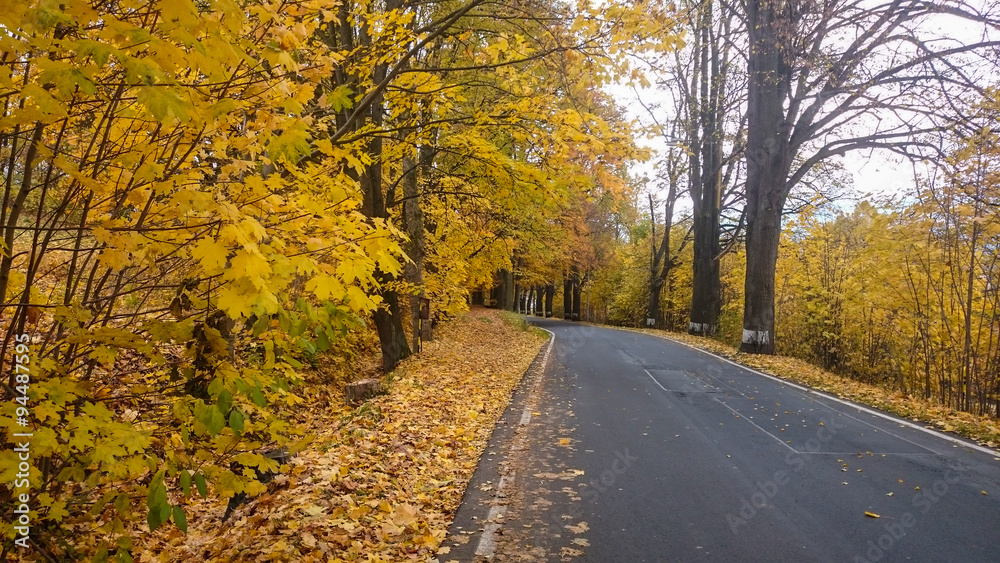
[
  {"xmin": 114, "ymin": 493, "xmax": 130, "ymax": 515},
  {"xmin": 316, "ymin": 329, "xmax": 330, "ymax": 352},
  {"xmin": 70, "ymin": 39, "xmax": 116, "ymax": 68},
  {"xmin": 90, "ymin": 490, "xmax": 117, "ymax": 516},
  {"xmin": 137, "ymin": 85, "xmax": 192, "ymax": 123},
  {"xmin": 229, "ymin": 410, "xmax": 245, "ymax": 432},
  {"xmin": 194, "ymin": 473, "xmax": 208, "ymax": 498},
  {"xmin": 180, "ymin": 471, "xmax": 192, "ymax": 497},
  {"xmin": 147, "ymin": 506, "xmax": 163, "ymax": 532},
  {"xmin": 298, "ymin": 338, "xmax": 316, "ymax": 355},
  {"xmin": 252, "ymin": 315, "xmax": 269, "ymax": 336},
  {"xmin": 146, "ymin": 470, "xmax": 168, "ymax": 531},
  {"xmin": 172, "ymin": 506, "xmax": 188, "ymax": 533},
  {"xmin": 251, "ymin": 387, "xmax": 266, "ymax": 407},
  {"xmin": 195, "ymin": 402, "xmax": 226, "ymax": 435},
  {"xmin": 147, "ymin": 470, "xmax": 166, "ymax": 505},
  {"xmin": 216, "ymin": 389, "xmax": 233, "ymax": 414},
  {"xmin": 326, "ymin": 85, "xmax": 354, "ymax": 112},
  {"xmin": 268, "ymin": 120, "xmax": 311, "ymax": 164},
  {"xmin": 205, "ymin": 408, "xmax": 225, "ymax": 435}
]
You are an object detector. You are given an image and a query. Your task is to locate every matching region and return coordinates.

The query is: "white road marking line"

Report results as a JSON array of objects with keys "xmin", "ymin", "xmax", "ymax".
[
  {"xmin": 520, "ymin": 329, "xmax": 555, "ymax": 426},
  {"xmin": 714, "ymin": 397, "xmax": 797, "ymax": 452},
  {"xmin": 475, "ymin": 504, "xmax": 508, "ymax": 557},
  {"xmin": 643, "ymin": 368, "xmax": 669, "ymax": 392},
  {"xmin": 476, "ymin": 327, "xmax": 555, "ymax": 557},
  {"xmin": 519, "ymin": 408, "xmax": 532, "ymax": 425}
]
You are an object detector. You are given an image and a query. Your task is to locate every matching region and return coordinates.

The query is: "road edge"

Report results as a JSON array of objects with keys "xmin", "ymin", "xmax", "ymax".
[{"xmin": 441, "ymin": 326, "xmax": 555, "ymax": 561}]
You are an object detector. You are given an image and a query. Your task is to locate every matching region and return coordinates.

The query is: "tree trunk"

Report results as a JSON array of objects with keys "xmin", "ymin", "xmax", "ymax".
[
  {"xmin": 572, "ymin": 270, "xmax": 582, "ymax": 321},
  {"xmin": 689, "ymin": 212, "xmax": 721, "ymax": 335},
  {"xmin": 545, "ymin": 283, "xmax": 554, "ymax": 317},
  {"xmin": 357, "ymin": 0, "xmax": 411, "ymax": 370},
  {"xmin": 741, "ymin": 188, "xmax": 784, "ymax": 354},
  {"xmin": 498, "ymin": 269, "xmax": 513, "ymax": 310},
  {"xmin": 963, "ymin": 218, "xmax": 980, "ymax": 411},
  {"xmin": 563, "ymin": 273, "xmax": 573, "ymax": 320},
  {"xmin": 740, "ymin": 0, "xmax": 792, "ymax": 354},
  {"xmin": 374, "ymin": 288, "xmax": 410, "ymax": 371},
  {"xmin": 687, "ymin": 0, "xmax": 724, "ymax": 337},
  {"xmin": 647, "ymin": 282, "xmax": 662, "ymax": 327},
  {"xmin": 402, "ymin": 149, "xmax": 425, "ymax": 353}
]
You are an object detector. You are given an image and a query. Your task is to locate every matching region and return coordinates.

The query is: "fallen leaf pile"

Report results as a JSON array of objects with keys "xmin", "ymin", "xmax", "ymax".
[
  {"xmin": 135, "ymin": 308, "xmax": 546, "ymax": 562},
  {"xmin": 621, "ymin": 327, "xmax": 1000, "ymax": 449}
]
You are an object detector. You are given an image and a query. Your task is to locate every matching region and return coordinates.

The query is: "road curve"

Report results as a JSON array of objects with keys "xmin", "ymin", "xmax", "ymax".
[{"xmin": 446, "ymin": 318, "xmax": 1000, "ymax": 562}]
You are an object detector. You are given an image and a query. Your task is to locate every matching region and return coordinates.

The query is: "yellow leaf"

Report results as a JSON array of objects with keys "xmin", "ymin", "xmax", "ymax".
[
  {"xmin": 216, "ymin": 285, "xmax": 252, "ymax": 318},
  {"xmin": 864, "ymin": 512, "xmax": 880, "ymax": 518},
  {"xmin": 191, "ymin": 238, "xmax": 228, "ymax": 273}
]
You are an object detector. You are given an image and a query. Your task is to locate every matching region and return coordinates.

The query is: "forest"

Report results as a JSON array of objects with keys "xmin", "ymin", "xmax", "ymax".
[{"xmin": 1, "ymin": 0, "xmax": 999, "ymax": 560}]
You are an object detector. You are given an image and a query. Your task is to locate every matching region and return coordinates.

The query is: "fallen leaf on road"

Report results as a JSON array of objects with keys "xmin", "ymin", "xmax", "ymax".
[
  {"xmin": 572, "ymin": 538, "xmax": 590, "ymax": 547},
  {"xmin": 565, "ymin": 522, "xmax": 589, "ymax": 534},
  {"xmin": 865, "ymin": 512, "xmax": 880, "ymax": 518},
  {"xmin": 560, "ymin": 547, "xmax": 585, "ymax": 557}
]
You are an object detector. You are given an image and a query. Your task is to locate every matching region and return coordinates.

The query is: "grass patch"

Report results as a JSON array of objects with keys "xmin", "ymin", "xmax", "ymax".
[{"xmin": 499, "ymin": 310, "xmax": 531, "ymax": 331}]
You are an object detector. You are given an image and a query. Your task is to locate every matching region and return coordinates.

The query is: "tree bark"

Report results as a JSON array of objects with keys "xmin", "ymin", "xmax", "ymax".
[
  {"xmin": 740, "ymin": 0, "xmax": 793, "ymax": 354},
  {"xmin": 545, "ymin": 283, "xmax": 554, "ymax": 317},
  {"xmin": 357, "ymin": 0, "xmax": 411, "ymax": 370},
  {"xmin": 571, "ymin": 269, "xmax": 582, "ymax": 321},
  {"xmin": 402, "ymin": 147, "xmax": 425, "ymax": 352},
  {"xmin": 563, "ymin": 273, "xmax": 573, "ymax": 320},
  {"xmin": 502, "ymin": 269, "xmax": 514, "ymax": 310},
  {"xmin": 688, "ymin": 0, "xmax": 725, "ymax": 336}
]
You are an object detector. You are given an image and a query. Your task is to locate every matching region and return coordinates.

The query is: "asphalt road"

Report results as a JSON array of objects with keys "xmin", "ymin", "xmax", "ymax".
[{"xmin": 445, "ymin": 318, "xmax": 1000, "ymax": 562}]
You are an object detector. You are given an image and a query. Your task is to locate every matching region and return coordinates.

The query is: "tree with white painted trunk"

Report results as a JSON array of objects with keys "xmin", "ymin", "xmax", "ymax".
[{"xmin": 740, "ymin": 0, "xmax": 1000, "ymax": 354}]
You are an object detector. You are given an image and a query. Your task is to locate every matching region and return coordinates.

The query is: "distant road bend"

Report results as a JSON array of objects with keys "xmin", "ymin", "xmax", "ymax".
[{"xmin": 447, "ymin": 318, "xmax": 1000, "ymax": 562}]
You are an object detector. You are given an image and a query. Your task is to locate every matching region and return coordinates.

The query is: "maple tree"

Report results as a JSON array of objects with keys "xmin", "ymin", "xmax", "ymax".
[
  {"xmin": 0, "ymin": 0, "xmax": 683, "ymax": 559},
  {"xmin": 0, "ymin": 0, "xmax": 400, "ymax": 558}
]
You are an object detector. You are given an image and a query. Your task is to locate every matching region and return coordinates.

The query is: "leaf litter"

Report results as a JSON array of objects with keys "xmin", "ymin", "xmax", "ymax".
[{"xmin": 139, "ymin": 308, "xmax": 545, "ymax": 562}]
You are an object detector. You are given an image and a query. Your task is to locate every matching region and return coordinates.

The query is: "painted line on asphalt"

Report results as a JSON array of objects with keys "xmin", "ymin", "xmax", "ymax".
[
  {"xmin": 475, "ymin": 491, "xmax": 509, "ymax": 556},
  {"xmin": 520, "ymin": 329, "xmax": 555, "ymax": 426},
  {"xmin": 643, "ymin": 368, "xmax": 669, "ymax": 392},
  {"xmin": 714, "ymin": 397, "xmax": 797, "ymax": 452},
  {"xmin": 476, "ymin": 329, "xmax": 555, "ymax": 558},
  {"xmin": 636, "ymin": 329, "xmax": 1000, "ymax": 458}
]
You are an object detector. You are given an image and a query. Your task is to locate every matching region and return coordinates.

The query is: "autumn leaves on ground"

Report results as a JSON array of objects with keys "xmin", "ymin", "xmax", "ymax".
[{"xmin": 140, "ymin": 308, "xmax": 545, "ymax": 562}]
